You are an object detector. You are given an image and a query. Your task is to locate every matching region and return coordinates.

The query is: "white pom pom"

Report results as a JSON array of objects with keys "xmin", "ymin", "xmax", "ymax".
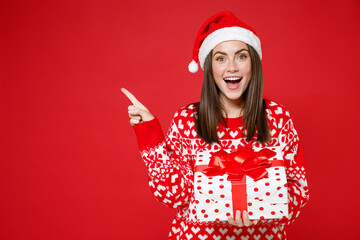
[{"xmin": 188, "ymin": 60, "xmax": 198, "ymax": 73}]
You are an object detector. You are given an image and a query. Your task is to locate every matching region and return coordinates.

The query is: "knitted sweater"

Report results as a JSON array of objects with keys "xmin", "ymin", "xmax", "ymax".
[{"xmin": 132, "ymin": 99, "xmax": 309, "ymax": 240}]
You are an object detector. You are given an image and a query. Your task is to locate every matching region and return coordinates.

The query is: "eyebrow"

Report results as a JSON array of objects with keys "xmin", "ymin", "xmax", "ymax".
[{"xmin": 213, "ymin": 49, "xmax": 249, "ymax": 56}]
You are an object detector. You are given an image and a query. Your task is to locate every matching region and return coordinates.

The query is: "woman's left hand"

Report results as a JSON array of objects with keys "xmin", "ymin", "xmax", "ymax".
[{"xmin": 228, "ymin": 210, "xmax": 258, "ymax": 227}]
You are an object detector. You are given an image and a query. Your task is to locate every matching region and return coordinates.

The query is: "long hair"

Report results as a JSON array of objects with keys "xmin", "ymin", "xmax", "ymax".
[{"xmin": 193, "ymin": 43, "xmax": 271, "ymax": 144}]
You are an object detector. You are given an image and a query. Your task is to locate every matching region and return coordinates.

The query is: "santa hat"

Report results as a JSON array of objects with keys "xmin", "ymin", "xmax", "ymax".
[{"xmin": 188, "ymin": 11, "xmax": 262, "ymax": 73}]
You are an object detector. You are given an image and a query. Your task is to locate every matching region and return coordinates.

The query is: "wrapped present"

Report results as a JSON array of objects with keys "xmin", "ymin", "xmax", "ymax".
[{"xmin": 194, "ymin": 146, "xmax": 289, "ymax": 221}]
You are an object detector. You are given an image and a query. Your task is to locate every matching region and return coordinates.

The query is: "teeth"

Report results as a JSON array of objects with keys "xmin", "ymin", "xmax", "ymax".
[{"xmin": 224, "ymin": 77, "xmax": 242, "ymax": 81}]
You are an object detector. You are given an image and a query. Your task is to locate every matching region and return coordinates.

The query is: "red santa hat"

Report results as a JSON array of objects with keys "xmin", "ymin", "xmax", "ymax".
[{"xmin": 188, "ymin": 11, "xmax": 262, "ymax": 73}]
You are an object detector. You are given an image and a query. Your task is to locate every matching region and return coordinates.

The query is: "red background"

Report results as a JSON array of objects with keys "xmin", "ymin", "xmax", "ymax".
[{"xmin": 1, "ymin": 0, "xmax": 359, "ymax": 239}]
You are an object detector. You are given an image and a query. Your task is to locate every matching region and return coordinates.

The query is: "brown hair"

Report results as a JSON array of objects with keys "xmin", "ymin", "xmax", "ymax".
[{"xmin": 192, "ymin": 43, "xmax": 271, "ymax": 144}]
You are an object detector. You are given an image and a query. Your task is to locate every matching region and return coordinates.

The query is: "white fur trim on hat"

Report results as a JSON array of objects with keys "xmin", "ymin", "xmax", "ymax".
[{"xmin": 198, "ymin": 26, "xmax": 262, "ymax": 70}]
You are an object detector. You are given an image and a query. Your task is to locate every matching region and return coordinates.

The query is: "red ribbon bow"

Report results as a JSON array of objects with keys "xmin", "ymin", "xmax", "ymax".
[{"xmin": 201, "ymin": 148, "xmax": 277, "ymax": 181}]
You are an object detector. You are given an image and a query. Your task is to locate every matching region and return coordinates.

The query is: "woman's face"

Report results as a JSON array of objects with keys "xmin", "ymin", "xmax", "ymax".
[{"xmin": 212, "ymin": 40, "xmax": 251, "ymax": 105}]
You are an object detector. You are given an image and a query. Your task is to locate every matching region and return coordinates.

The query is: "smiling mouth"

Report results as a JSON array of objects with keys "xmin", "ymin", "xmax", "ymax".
[
  {"xmin": 223, "ymin": 77, "xmax": 242, "ymax": 89},
  {"xmin": 223, "ymin": 77, "xmax": 242, "ymax": 83}
]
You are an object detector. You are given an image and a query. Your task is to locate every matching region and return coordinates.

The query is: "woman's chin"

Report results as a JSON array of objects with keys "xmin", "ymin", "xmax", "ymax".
[
  {"xmin": 225, "ymin": 93, "xmax": 242, "ymax": 100},
  {"xmin": 219, "ymin": 91, "xmax": 244, "ymax": 102}
]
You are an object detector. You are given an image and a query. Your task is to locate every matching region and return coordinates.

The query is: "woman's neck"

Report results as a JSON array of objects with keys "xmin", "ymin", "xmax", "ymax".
[{"xmin": 220, "ymin": 96, "xmax": 244, "ymax": 118}]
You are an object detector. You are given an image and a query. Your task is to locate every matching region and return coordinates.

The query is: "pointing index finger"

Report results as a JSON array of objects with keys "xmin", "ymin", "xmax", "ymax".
[
  {"xmin": 121, "ymin": 88, "xmax": 140, "ymax": 106},
  {"xmin": 121, "ymin": 88, "xmax": 145, "ymax": 108}
]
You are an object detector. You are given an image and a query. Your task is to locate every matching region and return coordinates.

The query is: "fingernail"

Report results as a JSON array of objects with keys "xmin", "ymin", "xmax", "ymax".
[{"xmin": 253, "ymin": 220, "xmax": 258, "ymax": 225}]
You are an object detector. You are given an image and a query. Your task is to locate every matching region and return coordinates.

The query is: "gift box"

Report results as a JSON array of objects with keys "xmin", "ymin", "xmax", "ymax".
[{"xmin": 194, "ymin": 146, "xmax": 289, "ymax": 221}]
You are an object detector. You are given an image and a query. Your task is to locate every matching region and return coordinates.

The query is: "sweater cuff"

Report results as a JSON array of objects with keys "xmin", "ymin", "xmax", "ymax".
[{"xmin": 132, "ymin": 116, "xmax": 165, "ymax": 151}]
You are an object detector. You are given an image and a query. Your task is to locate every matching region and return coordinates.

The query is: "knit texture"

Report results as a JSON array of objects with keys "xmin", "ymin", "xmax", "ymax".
[{"xmin": 132, "ymin": 99, "xmax": 309, "ymax": 240}]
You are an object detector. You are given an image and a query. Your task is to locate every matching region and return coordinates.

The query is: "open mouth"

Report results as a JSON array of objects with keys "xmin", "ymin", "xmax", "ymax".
[
  {"xmin": 223, "ymin": 77, "xmax": 242, "ymax": 89},
  {"xmin": 223, "ymin": 77, "xmax": 242, "ymax": 83}
]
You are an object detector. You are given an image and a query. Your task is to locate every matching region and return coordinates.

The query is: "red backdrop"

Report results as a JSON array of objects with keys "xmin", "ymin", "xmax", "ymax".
[{"xmin": 1, "ymin": 0, "xmax": 359, "ymax": 239}]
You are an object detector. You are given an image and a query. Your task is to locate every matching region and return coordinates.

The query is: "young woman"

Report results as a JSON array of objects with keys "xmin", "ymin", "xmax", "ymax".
[{"xmin": 122, "ymin": 11, "xmax": 309, "ymax": 240}]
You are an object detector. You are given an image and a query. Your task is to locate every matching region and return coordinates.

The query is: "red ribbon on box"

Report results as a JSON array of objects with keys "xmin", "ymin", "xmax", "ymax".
[{"xmin": 195, "ymin": 147, "xmax": 285, "ymax": 220}]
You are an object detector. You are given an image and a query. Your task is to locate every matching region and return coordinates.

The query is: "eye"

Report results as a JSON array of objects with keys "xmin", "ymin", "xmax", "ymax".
[
  {"xmin": 216, "ymin": 57, "xmax": 225, "ymax": 62},
  {"xmin": 238, "ymin": 54, "xmax": 247, "ymax": 60}
]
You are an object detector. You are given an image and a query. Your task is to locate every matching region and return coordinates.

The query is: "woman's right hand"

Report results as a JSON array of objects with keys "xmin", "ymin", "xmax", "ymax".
[{"xmin": 121, "ymin": 88, "xmax": 154, "ymax": 126}]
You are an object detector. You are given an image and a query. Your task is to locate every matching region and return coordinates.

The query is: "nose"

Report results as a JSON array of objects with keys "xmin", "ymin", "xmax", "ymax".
[{"xmin": 227, "ymin": 59, "xmax": 239, "ymax": 73}]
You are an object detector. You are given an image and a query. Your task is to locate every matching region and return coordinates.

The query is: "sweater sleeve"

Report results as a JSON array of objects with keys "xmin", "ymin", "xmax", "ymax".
[
  {"xmin": 275, "ymin": 117, "xmax": 310, "ymax": 226},
  {"xmin": 132, "ymin": 114, "xmax": 192, "ymax": 209}
]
